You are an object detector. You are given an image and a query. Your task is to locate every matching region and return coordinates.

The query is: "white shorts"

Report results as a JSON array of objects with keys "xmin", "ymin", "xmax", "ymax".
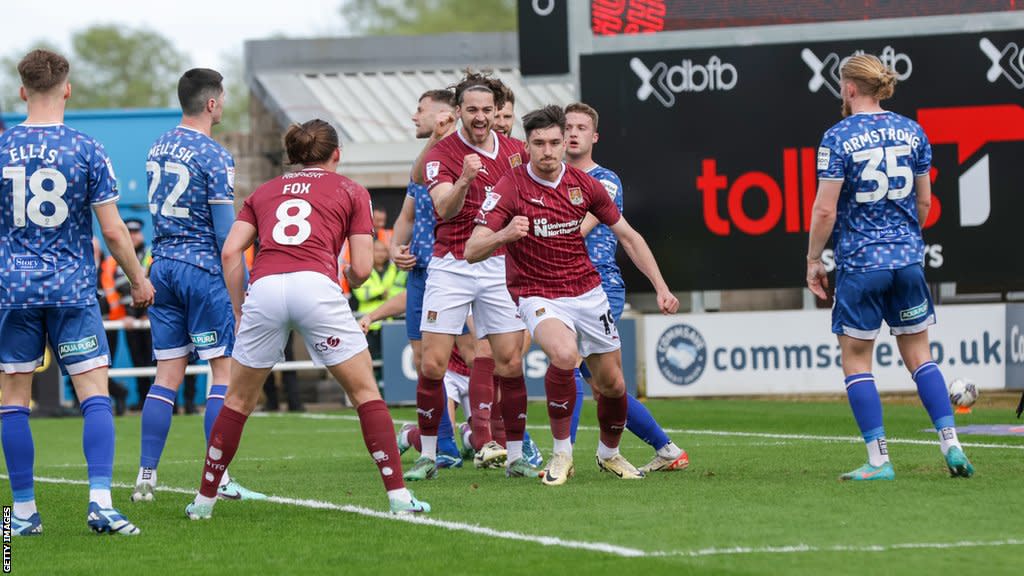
[
  {"xmin": 444, "ymin": 370, "xmax": 469, "ymax": 404},
  {"xmin": 233, "ymin": 271, "xmax": 367, "ymax": 369},
  {"xmin": 421, "ymin": 254, "xmax": 524, "ymax": 338},
  {"xmin": 518, "ymin": 286, "xmax": 621, "ymax": 358}
]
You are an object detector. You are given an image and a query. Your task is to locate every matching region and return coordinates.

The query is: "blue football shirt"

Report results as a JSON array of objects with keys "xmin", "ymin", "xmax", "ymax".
[
  {"xmin": 0, "ymin": 123, "xmax": 119, "ymax": 308},
  {"xmin": 585, "ymin": 165, "xmax": 623, "ymax": 279},
  {"xmin": 817, "ymin": 111, "xmax": 932, "ymax": 272}
]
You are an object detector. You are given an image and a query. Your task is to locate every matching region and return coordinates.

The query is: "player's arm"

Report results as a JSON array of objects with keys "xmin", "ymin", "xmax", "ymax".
[
  {"xmin": 93, "ymin": 203, "xmax": 154, "ymax": 308},
  {"xmin": 431, "ymin": 154, "xmax": 481, "ymax": 221},
  {"xmin": 221, "ymin": 221, "xmax": 257, "ymax": 323},
  {"xmin": 358, "ymin": 289, "xmax": 408, "ymax": 334},
  {"xmin": 609, "ymin": 217, "xmax": 678, "ymax": 314},
  {"xmin": 806, "ymin": 179, "xmax": 842, "ymax": 300},
  {"xmin": 914, "ymin": 174, "xmax": 931, "ymax": 225},
  {"xmin": 211, "ymin": 203, "xmax": 235, "ymax": 252},
  {"xmin": 345, "ymin": 234, "xmax": 374, "ymax": 288},
  {"xmin": 389, "ymin": 194, "xmax": 417, "ymax": 270},
  {"xmin": 465, "ymin": 217, "xmax": 530, "ymax": 263},
  {"xmin": 410, "ymin": 111, "xmax": 455, "ymax": 185},
  {"xmin": 580, "ymin": 213, "xmax": 600, "ymax": 237}
]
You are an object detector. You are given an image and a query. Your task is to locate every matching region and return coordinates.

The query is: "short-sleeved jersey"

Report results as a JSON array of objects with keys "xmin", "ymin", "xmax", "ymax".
[
  {"xmin": 147, "ymin": 126, "xmax": 235, "ymax": 274},
  {"xmin": 238, "ymin": 168, "xmax": 373, "ymax": 284},
  {"xmin": 424, "ymin": 130, "xmax": 526, "ymax": 259},
  {"xmin": 817, "ymin": 111, "xmax": 932, "ymax": 272},
  {"xmin": 584, "ymin": 165, "xmax": 623, "ymax": 277},
  {"xmin": 0, "ymin": 124, "xmax": 119, "ymax": 309},
  {"xmin": 476, "ymin": 162, "xmax": 621, "ymax": 301},
  {"xmin": 407, "ymin": 180, "xmax": 435, "ymax": 269}
]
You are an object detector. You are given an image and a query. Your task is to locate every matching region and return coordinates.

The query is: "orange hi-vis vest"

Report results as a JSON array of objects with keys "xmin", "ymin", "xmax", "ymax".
[{"xmin": 100, "ymin": 256, "xmax": 126, "ymax": 320}]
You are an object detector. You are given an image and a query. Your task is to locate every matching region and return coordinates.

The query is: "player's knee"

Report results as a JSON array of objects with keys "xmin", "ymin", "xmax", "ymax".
[
  {"xmin": 493, "ymin": 355, "xmax": 523, "ymax": 378},
  {"xmin": 420, "ymin": 356, "xmax": 447, "ymax": 380}
]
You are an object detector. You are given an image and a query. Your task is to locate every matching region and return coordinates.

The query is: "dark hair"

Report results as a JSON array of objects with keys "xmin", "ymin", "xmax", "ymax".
[
  {"xmin": 451, "ymin": 69, "xmax": 507, "ymax": 109},
  {"xmin": 564, "ymin": 102, "xmax": 599, "ymax": 131},
  {"xmin": 419, "ymin": 89, "xmax": 455, "ymax": 107},
  {"xmin": 500, "ymin": 84, "xmax": 515, "ymax": 107},
  {"xmin": 178, "ymin": 68, "xmax": 224, "ymax": 116},
  {"xmin": 284, "ymin": 119, "xmax": 340, "ymax": 165},
  {"xmin": 522, "ymin": 105, "xmax": 566, "ymax": 138},
  {"xmin": 18, "ymin": 49, "xmax": 70, "ymax": 94}
]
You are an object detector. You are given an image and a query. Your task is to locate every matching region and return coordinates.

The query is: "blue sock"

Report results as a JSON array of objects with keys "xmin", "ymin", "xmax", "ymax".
[
  {"xmin": 523, "ymin": 430, "xmax": 533, "ymax": 446},
  {"xmin": 845, "ymin": 373, "xmax": 885, "ymax": 442},
  {"xmin": 569, "ymin": 368, "xmax": 586, "ymax": 444},
  {"xmin": 626, "ymin": 394, "xmax": 670, "ymax": 451},
  {"xmin": 913, "ymin": 362, "xmax": 955, "ymax": 430},
  {"xmin": 139, "ymin": 385, "xmax": 176, "ymax": 469},
  {"xmin": 80, "ymin": 397, "xmax": 114, "ymax": 491},
  {"xmin": 205, "ymin": 384, "xmax": 228, "ymax": 442},
  {"xmin": 438, "ymin": 387, "xmax": 459, "ymax": 456},
  {"xmin": 1, "ymin": 406, "xmax": 35, "ymax": 504}
]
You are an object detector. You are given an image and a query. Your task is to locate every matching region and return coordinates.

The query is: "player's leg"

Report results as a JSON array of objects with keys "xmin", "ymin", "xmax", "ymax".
[
  {"xmin": 833, "ymin": 269, "xmax": 893, "ymax": 481},
  {"xmin": 48, "ymin": 305, "xmax": 140, "ymax": 534},
  {"xmin": 520, "ymin": 297, "xmax": 578, "ymax": 484},
  {"xmin": 467, "ymin": 324, "xmax": 497, "ymax": 451},
  {"xmin": 576, "ymin": 287, "xmax": 643, "ymax": 479},
  {"xmin": 136, "ymin": 260, "xmax": 189, "ymax": 498},
  {"xmin": 888, "ymin": 266, "xmax": 972, "ymax": 477},
  {"xmin": 0, "ymin": 309, "xmax": 45, "ymax": 535}
]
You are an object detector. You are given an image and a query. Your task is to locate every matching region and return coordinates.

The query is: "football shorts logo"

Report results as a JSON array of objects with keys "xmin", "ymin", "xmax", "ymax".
[
  {"xmin": 535, "ymin": 307, "xmax": 546, "ymax": 317},
  {"xmin": 426, "ymin": 161, "xmax": 440, "ymax": 181},
  {"xmin": 655, "ymin": 323, "xmax": 707, "ymax": 386},
  {"xmin": 481, "ymin": 192, "xmax": 501, "ymax": 212},
  {"xmin": 58, "ymin": 336, "xmax": 99, "ymax": 359},
  {"xmin": 426, "ymin": 310, "xmax": 438, "ymax": 323},
  {"xmin": 326, "ymin": 335, "xmax": 340, "ymax": 348},
  {"xmin": 567, "ymin": 187, "xmax": 583, "ymax": 205},
  {"xmin": 509, "ymin": 153, "xmax": 522, "ymax": 168},
  {"xmin": 190, "ymin": 331, "xmax": 218, "ymax": 347}
]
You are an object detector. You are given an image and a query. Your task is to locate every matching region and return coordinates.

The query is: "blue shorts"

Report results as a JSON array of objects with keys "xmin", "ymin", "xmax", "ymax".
[
  {"xmin": 405, "ymin": 266, "xmax": 428, "ymax": 341},
  {"xmin": 579, "ymin": 274, "xmax": 626, "ymax": 380},
  {"xmin": 0, "ymin": 305, "xmax": 110, "ymax": 376},
  {"xmin": 149, "ymin": 259, "xmax": 234, "ymax": 360},
  {"xmin": 832, "ymin": 264, "xmax": 936, "ymax": 339}
]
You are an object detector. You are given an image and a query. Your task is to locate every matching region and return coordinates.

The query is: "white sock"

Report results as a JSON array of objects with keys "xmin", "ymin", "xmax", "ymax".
[
  {"xmin": 13, "ymin": 500, "xmax": 37, "ymax": 519},
  {"xmin": 462, "ymin": 426, "xmax": 473, "ymax": 449},
  {"xmin": 387, "ymin": 488, "xmax": 412, "ymax": 503},
  {"xmin": 866, "ymin": 437, "xmax": 890, "ymax": 467},
  {"xmin": 938, "ymin": 427, "xmax": 961, "ymax": 456},
  {"xmin": 219, "ymin": 469, "xmax": 232, "ymax": 488},
  {"xmin": 597, "ymin": 440, "xmax": 619, "ymax": 460},
  {"xmin": 506, "ymin": 440, "xmax": 524, "ymax": 463},
  {"xmin": 399, "ymin": 427, "xmax": 410, "ymax": 446},
  {"xmin": 422, "ymin": 435, "xmax": 438, "ymax": 460},
  {"xmin": 552, "ymin": 437, "xmax": 572, "ymax": 456},
  {"xmin": 657, "ymin": 441, "xmax": 682, "ymax": 459},
  {"xmin": 194, "ymin": 493, "xmax": 217, "ymax": 507},
  {"xmin": 90, "ymin": 489, "xmax": 112, "ymax": 508},
  {"xmin": 136, "ymin": 466, "xmax": 157, "ymax": 487}
]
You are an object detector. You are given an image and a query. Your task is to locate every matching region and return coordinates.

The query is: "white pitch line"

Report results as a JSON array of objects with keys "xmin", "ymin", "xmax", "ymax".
[
  {"xmin": 13, "ymin": 475, "xmax": 646, "ymax": 558},
  {"xmin": 6, "ymin": 474, "xmax": 1024, "ymax": 559},
  {"xmin": 263, "ymin": 412, "xmax": 1024, "ymax": 451}
]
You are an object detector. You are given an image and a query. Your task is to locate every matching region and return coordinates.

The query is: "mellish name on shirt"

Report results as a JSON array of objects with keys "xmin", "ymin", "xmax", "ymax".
[{"xmin": 148, "ymin": 142, "xmax": 196, "ymax": 164}]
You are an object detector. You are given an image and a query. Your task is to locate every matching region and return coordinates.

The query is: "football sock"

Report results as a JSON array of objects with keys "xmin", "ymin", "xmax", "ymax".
[
  {"xmin": 596, "ymin": 440, "xmax": 619, "ymax": 460},
  {"xmin": 421, "ymin": 435, "xmax": 437, "ymax": 460},
  {"xmin": 357, "ymin": 399, "xmax": 405, "ymax": 491},
  {"xmin": 468, "ymin": 357, "xmax": 495, "ymax": 449},
  {"xmin": 552, "ymin": 437, "xmax": 572, "ymax": 456},
  {"xmin": 845, "ymin": 373, "xmax": 889, "ymax": 466},
  {"xmin": 139, "ymin": 384, "xmax": 176, "ymax": 469},
  {"xmin": 625, "ymin": 394, "xmax": 670, "ymax": 450},
  {"xmin": 507, "ymin": 440, "xmax": 524, "ymax": 463},
  {"xmin": 490, "ymin": 391, "xmax": 507, "ymax": 446},
  {"xmin": 405, "ymin": 426, "xmax": 423, "ymax": 453},
  {"xmin": 135, "ymin": 467, "xmax": 157, "ymax": 488},
  {"xmin": 596, "ymin": 392, "xmax": 628, "ymax": 450},
  {"xmin": 205, "ymin": 384, "xmax": 228, "ymax": 442},
  {"xmin": 438, "ymin": 389, "xmax": 459, "ymax": 456},
  {"xmin": 912, "ymin": 362, "xmax": 959, "ymax": 454},
  {"xmin": 415, "ymin": 374, "xmax": 445, "ymax": 438},
  {"xmin": 545, "ymin": 365, "xmax": 576, "ymax": 442},
  {"xmin": 2, "ymin": 406, "xmax": 35, "ymax": 515},
  {"xmin": 497, "ymin": 374, "xmax": 527, "ymax": 442},
  {"xmin": 81, "ymin": 396, "xmax": 115, "ymax": 505},
  {"xmin": 199, "ymin": 406, "xmax": 247, "ymax": 499},
  {"xmin": 569, "ymin": 368, "xmax": 586, "ymax": 444},
  {"xmin": 657, "ymin": 441, "xmax": 684, "ymax": 459},
  {"xmin": 387, "ymin": 488, "xmax": 413, "ymax": 503}
]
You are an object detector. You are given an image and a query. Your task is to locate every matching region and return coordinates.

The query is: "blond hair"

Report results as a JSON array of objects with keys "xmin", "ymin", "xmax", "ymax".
[{"xmin": 841, "ymin": 54, "xmax": 897, "ymax": 101}]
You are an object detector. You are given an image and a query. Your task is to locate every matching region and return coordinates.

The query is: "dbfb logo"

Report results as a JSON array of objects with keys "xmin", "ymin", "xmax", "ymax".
[
  {"xmin": 979, "ymin": 37, "xmax": 1024, "ymax": 89},
  {"xmin": 801, "ymin": 45, "xmax": 912, "ymax": 98},
  {"xmin": 630, "ymin": 54, "xmax": 738, "ymax": 107}
]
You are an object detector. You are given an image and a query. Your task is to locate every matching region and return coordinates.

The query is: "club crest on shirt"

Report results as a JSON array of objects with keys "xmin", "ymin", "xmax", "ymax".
[
  {"xmin": 568, "ymin": 187, "xmax": 583, "ymax": 206},
  {"xmin": 509, "ymin": 153, "xmax": 522, "ymax": 168},
  {"xmin": 481, "ymin": 192, "xmax": 501, "ymax": 212},
  {"xmin": 426, "ymin": 161, "xmax": 440, "ymax": 181}
]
